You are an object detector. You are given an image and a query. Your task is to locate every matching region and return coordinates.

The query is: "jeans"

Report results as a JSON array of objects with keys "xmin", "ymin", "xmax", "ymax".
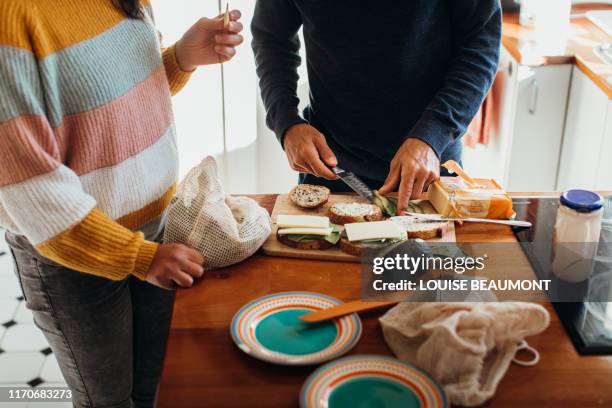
[{"xmin": 6, "ymin": 232, "xmax": 174, "ymax": 408}]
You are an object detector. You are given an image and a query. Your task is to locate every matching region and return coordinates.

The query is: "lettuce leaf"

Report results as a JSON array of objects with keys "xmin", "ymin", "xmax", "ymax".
[
  {"xmin": 373, "ymin": 190, "xmax": 397, "ymax": 217},
  {"xmin": 286, "ymin": 225, "xmax": 341, "ymax": 245}
]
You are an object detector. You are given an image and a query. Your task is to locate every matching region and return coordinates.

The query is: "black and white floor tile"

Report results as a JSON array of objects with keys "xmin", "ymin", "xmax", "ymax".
[{"xmin": 0, "ymin": 231, "xmax": 70, "ymax": 408}]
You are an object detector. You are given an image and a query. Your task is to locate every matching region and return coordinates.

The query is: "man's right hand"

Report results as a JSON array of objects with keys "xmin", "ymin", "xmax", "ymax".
[
  {"xmin": 146, "ymin": 244, "xmax": 204, "ymax": 290},
  {"xmin": 283, "ymin": 124, "xmax": 338, "ymax": 180}
]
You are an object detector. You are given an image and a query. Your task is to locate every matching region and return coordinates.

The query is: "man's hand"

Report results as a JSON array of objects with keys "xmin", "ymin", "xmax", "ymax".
[
  {"xmin": 379, "ymin": 138, "xmax": 440, "ymax": 215},
  {"xmin": 283, "ymin": 124, "xmax": 339, "ymax": 180},
  {"xmin": 146, "ymin": 244, "xmax": 204, "ymax": 290},
  {"xmin": 175, "ymin": 10, "xmax": 244, "ymax": 71}
]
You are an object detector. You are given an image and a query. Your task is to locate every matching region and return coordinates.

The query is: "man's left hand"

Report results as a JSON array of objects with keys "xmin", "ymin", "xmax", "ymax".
[{"xmin": 379, "ymin": 138, "xmax": 440, "ymax": 215}]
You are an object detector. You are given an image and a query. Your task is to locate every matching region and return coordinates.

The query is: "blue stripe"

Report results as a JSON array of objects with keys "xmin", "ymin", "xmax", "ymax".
[
  {"xmin": 39, "ymin": 18, "xmax": 163, "ymax": 127},
  {"xmin": 0, "ymin": 47, "xmax": 46, "ymax": 124}
]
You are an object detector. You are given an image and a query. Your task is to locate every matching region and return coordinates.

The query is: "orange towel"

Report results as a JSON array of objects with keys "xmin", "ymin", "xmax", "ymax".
[{"xmin": 464, "ymin": 71, "xmax": 502, "ymax": 147}]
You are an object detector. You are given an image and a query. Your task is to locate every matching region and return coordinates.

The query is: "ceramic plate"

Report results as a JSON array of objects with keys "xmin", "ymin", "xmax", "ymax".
[
  {"xmin": 230, "ymin": 292, "xmax": 362, "ymax": 365},
  {"xmin": 300, "ymin": 355, "xmax": 448, "ymax": 408}
]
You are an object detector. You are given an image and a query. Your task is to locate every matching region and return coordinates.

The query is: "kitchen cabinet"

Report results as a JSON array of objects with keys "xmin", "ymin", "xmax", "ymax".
[
  {"xmin": 463, "ymin": 48, "xmax": 572, "ymax": 191},
  {"xmin": 557, "ymin": 67, "xmax": 612, "ymax": 191},
  {"xmin": 504, "ymin": 62, "xmax": 572, "ymax": 191}
]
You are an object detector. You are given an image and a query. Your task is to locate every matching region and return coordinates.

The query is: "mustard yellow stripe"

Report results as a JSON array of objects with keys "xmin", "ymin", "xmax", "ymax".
[
  {"xmin": 32, "ymin": 1, "xmax": 127, "ymax": 57},
  {"xmin": 163, "ymin": 44, "xmax": 193, "ymax": 96},
  {"xmin": 36, "ymin": 208, "xmax": 158, "ymax": 281},
  {"xmin": 0, "ymin": 1, "xmax": 34, "ymax": 51},
  {"xmin": 1, "ymin": 0, "xmax": 154, "ymax": 55},
  {"xmin": 117, "ymin": 183, "xmax": 177, "ymax": 231}
]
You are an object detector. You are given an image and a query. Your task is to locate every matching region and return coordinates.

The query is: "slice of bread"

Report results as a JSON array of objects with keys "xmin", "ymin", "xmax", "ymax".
[
  {"xmin": 277, "ymin": 231, "xmax": 336, "ymax": 250},
  {"xmin": 339, "ymin": 237, "xmax": 393, "ymax": 257},
  {"xmin": 392, "ymin": 216, "xmax": 446, "ymax": 240},
  {"xmin": 329, "ymin": 203, "xmax": 384, "ymax": 225},
  {"xmin": 289, "ymin": 184, "xmax": 330, "ymax": 209},
  {"xmin": 403, "ymin": 222, "xmax": 445, "ymax": 240}
]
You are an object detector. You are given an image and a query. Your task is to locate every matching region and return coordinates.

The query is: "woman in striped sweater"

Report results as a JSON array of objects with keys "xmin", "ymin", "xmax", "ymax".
[{"xmin": 0, "ymin": 0, "xmax": 243, "ymax": 406}]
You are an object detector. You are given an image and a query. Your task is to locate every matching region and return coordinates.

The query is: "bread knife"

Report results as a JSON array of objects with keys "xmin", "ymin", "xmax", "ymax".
[{"xmin": 333, "ymin": 167, "xmax": 374, "ymax": 202}]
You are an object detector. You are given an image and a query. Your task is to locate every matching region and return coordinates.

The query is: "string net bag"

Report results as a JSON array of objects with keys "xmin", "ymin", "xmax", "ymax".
[{"xmin": 163, "ymin": 157, "xmax": 271, "ymax": 270}]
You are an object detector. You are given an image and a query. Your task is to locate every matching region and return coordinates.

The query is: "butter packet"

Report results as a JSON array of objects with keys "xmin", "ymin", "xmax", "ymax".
[{"xmin": 427, "ymin": 161, "xmax": 514, "ymax": 220}]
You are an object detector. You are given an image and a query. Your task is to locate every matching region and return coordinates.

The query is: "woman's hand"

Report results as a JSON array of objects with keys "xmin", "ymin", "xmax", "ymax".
[
  {"xmin": 146, "ymin": 243, "xmax": 204, "ymax": 290},
  {"xmin": 175, "ymin": 10, "xmax": 244, "ymax": 71}
]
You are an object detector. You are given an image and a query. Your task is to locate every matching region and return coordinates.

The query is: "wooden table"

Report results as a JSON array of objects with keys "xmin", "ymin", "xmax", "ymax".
[{"xmin": 157, "ymin": 194, "xmax": 612, "ymax": 407}]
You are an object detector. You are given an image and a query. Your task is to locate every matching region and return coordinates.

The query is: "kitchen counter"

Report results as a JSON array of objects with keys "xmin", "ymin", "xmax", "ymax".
[
  {"xmin": 157, "ymin": 193, "xmax": 612, "ymax": 407},
  {"xmin": 503, "ymin": 4, "xmax": 612, "ymax": 98}
]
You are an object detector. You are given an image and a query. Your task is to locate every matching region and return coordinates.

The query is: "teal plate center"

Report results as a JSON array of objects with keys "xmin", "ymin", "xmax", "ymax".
[
  {"xmin": 255, "ymin": 309, "xmax": 338, "ymax": 355},
  {"xmin": 328, "ymin": 377, "xmax": 421, "ymax": 408}
]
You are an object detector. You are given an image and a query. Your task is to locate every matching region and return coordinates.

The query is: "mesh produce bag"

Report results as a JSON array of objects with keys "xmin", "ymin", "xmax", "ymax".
[{"xmin": 163, "ymin": 157, "xmax": 271, "ymax": 270}]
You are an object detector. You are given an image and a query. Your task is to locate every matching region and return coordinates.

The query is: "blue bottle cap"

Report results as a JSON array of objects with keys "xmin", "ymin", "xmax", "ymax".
[{"xmin": 560, "ymin": 190, "xmax": 604, "ymax": 213}]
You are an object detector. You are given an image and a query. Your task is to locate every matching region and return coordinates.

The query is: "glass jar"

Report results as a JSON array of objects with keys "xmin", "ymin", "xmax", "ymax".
[{"xmin": 552, "ymin": 190, "xmax": 604, "ymax": 282}]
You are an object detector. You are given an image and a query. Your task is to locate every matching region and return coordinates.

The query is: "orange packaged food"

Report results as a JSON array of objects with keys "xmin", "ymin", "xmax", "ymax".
[{"xmin": 427, "ymin": 161, "xmax": 515, "ymax": 220}]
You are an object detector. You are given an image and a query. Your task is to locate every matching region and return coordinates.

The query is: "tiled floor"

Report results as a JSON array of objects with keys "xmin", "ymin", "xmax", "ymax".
[{"xmin": 0, "ymin": 231, "xmax": 70, "ymax": 408}]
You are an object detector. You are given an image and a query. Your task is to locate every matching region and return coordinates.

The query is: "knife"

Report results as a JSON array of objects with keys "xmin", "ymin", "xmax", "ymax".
[
  {"xmin": 405, "ymin": 212, "xmax": 532, "ymax": 228},
  {"xmin": 333, "ymin": 167, "xmax": 374, "ymax": 202}
]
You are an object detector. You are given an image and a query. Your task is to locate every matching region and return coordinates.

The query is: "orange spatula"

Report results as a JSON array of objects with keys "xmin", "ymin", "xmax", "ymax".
[{"xmin": 299, "ymin": 300, "xmax": 397, "ymax": 323}]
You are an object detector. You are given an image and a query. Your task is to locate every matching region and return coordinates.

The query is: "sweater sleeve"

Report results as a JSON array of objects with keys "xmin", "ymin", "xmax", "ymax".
[
  {"xmin": 142, "ymin": 1, "xmax": 192, "ymax": 96},
  {"xmin": 251, "ymin": 0, "xmax": 306, "ymax": 146},
  {"xmin": 162, "ymin": 43, "xmax": 193, "ymax": 96},
  {"xmin": 407, "ymin": 0, "xmax": 502, "ymax": 157},
  {"xmin": 0, "ymin": 3, "xmax": 157, "ymax": 280}
]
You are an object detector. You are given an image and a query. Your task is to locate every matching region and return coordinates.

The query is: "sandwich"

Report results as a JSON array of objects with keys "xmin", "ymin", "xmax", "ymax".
[
  {"xmin": 339, "ymin": 220, "xmax": 407, "ymax": 257},
  {"xmin": 276, "ymin": 215, "xmax": 340, "ymax": 250},
  {"xmin": 372, "ymin": 190, "xmax": 426, "ymax": 217},
  {"xmin": 289, "ymin": 184, "xmax": 330, "ymax": 209},
  {"xmin": 391, "ymin": 216, "xmax": 446, "ymax": 240},
  {"xmin": 373, "ymin": 190, "xmax": 397, "ymax": 217},
  {"xmin": 328, "ymin": 202, "xmax": 383, "ymax": 225}
]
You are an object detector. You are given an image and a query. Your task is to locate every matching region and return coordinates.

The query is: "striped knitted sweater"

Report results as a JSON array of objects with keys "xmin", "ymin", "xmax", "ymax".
[{"xmin": 0, "ymin": 0, "xmax": 192, "ymax": 280}]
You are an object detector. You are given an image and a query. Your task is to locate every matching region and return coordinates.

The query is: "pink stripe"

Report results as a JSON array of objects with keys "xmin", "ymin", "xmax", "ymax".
[
  {"xmin": 56, "ymin": 66, "xmax": 173, "ymax": 175},
  {"xmin": 0, "ymin": 66, "xmax": 172, "ymax": 187},
  {"xmin": 0, "ymin": 115, "xmax": 61, "ymax": 187}
]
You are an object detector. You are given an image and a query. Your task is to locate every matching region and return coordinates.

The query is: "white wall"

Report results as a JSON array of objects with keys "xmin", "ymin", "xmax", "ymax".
[
  {"xmin": 153, "ymin": 0, "xmax": 225, "ymax": 178},
  {"xmin": 153, "ymin": 0, "xmax": 301, "ymax": 194}
]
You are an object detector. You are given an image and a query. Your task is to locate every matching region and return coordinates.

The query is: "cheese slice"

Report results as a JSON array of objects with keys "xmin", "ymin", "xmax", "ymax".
[
  {"xmin": 277, "ymin": 227, "xmax": 333, "ymax": 236},
  {"xmin": 276, "ymin": 215, "xmax": 330, "ymax": 229},
  {"xmin": 345, "ymin": 221, "xmax": 405, "ymax": 242}
]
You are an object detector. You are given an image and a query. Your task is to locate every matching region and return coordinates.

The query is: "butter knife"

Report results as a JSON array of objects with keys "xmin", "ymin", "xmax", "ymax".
[
  {"xmin": 333, "ymin": 167, "xmax": 374, "ymax": 202},
  {"xmin": 405, "ymin": 212, "xmax": 532, "ymax": 228}
]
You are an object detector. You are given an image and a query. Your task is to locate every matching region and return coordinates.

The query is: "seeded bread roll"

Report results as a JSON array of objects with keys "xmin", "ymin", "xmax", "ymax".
[
  {"xmin": 329, "ymin": 203, "xmax": 384, "ymax": 225},
  {"xmin": 289, "ymin": 184, "xmax": 330, "ymax": 209},
  {"xmin": 276, "ymin": 231, "xmax": 336, "ymax": 250}
]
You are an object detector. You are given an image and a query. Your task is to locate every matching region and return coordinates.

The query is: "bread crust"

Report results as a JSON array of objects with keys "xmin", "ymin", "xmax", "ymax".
[
  {"xmin": 338, "ymin": 237, "xmax": 395, "ymax": 257},
  {"xmin": 277, "ymin": 231, "xmax": 336, "ymax": 250},
  {"xmin": 339, "ymin": 237, "xmax": 364, "ymax": 257},
  {"xmin": 289, "ymin": 184, "xmax": 330, "ymax": 209},
  {"xmin": 328, "ymin": 203, "xmax": 384, "ymax": 226},
  {"xmin": 405, "ymin": 223, "xmax": 445, "ymax": 240}
]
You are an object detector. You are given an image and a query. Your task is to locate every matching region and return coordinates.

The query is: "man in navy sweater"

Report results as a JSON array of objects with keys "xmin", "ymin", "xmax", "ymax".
[{"xmin": 252, "ymin": 1, "xmax": 501, "ymax": 214}]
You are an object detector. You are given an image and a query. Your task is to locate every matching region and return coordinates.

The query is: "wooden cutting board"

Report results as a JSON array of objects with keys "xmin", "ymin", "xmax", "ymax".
[{"xmin": 262, "ymin": 194, "xmax": 456, "ymax": 262}]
